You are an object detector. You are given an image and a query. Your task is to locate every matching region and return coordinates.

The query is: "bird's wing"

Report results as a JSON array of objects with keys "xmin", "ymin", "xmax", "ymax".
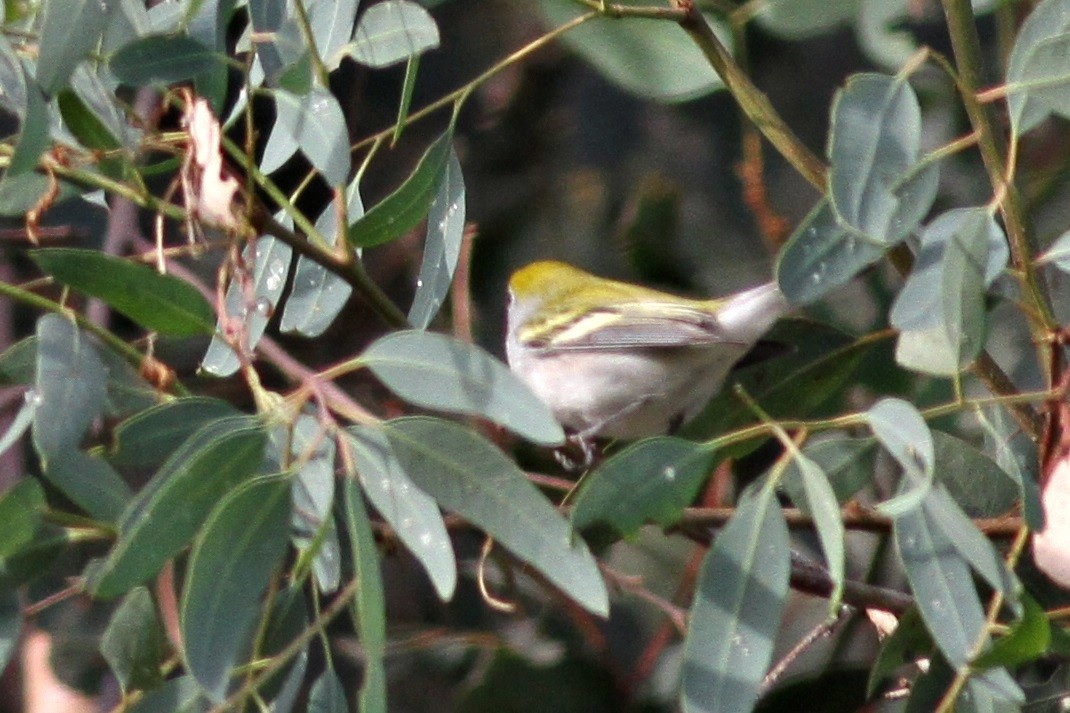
[{"xmin": 530, "ymin": 301, "xmax": 744, "ymax": 352}]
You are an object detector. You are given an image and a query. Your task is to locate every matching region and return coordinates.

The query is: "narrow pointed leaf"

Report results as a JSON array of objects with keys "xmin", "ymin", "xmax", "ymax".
[
  {"xmin": 110, "ymin": 397, "xmax": 239, "ymax": 468},
  {"xmin": 895, "ymin": 493, "xmax": 986, "ymax": 668},
  {"xmin": 363, "ymin": 331, "xmax": 565, "ymax": 445},
  {"xmin": 31, "ymin": 249, "xmax": 214, "ymax": 336},
  {"xmin": 279, "ymin": 183, "xmax": 363, "ymax": 337},
  {"xmin": 409, "ymin": 147, "xmax": 465, "ymax": 329},
  {"xmin": 308, "ymin": 669, "xmax": 348, "ymax": 712},
  {"xmin": 90, "ymin": 417, "xmax": 267, "ymax": 598},
  {"xmin": 345, "ymin": 426, "xmax": 455, "ymax": 599},
  {"xmin": 385, "ymin": 417, "xmax": 608, "ymax": 616},
  {"xmin": 32, "ymin": 315, "xmax": 107, "ymax": 455},
  {"xmin": 109, "ymin": 35, "xmax": 221, "ymax": 86},
  {"xmin": 182, "ymin": 475, "xmax": 291, "ymax": 702},
  {"xmin": 280, "ymin": 416, "xmax": 340, "ymax": 592},
  {"xmin": 202, "ymin": 233, "xmax": 293, "ymax": 376},
  {"xmin": 347, "ymin": 132, "xmax": 452, "ymax": 248},
  {"xmin": 342, "ymin": 479, "xmax": 387, "ymax": 713},
  {"xmin": 682, "ymin": 486, "xmax": 789, "ymax": 713},
  {"xmin": 792, "ymin": 453, "xmax": 845, "ymax": 612}
]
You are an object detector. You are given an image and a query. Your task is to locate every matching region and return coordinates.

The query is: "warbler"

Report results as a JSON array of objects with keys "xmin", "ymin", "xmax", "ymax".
[{"xmin": 505, "ymin": 260, "xmax": 791, "ymax": 441}]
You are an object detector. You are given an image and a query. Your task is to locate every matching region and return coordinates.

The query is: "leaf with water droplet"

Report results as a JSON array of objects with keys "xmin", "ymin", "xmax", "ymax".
[
  {"xmin": 344, "ymin": 425, "xmax": 455, "ymax": 600},
  {"xmin": 409, "ymin": 146, "xmax": 464, "ymax": 329},
  {"xmin": 682, "ymin": 484, "xmax": 788, "ymax": 713},
  {"xmin": 202, "ymin": 230, "xmax": 293, "ymax": 377},
  {"xmin": 571, "ymin": 437, "xmax": 717, "ymax": 543}
]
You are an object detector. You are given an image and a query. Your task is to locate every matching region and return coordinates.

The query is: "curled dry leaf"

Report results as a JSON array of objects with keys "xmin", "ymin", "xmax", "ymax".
[
  {"xmin": 182, "ymin": 97, "xmax": 239, "ymax": 231},
  {"xmin": 1034, "ymin": 452, "xmax": 1070, "ymax": 588}
]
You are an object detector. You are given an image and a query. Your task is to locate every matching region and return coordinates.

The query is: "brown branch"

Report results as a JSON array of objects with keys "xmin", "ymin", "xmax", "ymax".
[{"xmin": 678, "ymin": 504, "xmax": 1023, "ymax": 538}]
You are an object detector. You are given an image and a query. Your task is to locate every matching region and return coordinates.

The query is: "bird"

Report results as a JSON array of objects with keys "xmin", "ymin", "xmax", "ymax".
[{"xmin": 505, "ymin": 260, "xmax": 792, "ymax": 447}]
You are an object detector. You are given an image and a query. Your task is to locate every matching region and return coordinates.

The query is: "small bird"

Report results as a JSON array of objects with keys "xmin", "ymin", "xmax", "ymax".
[{"xmin": 505, "ymin": 260, "xmax": 791, "ymax": 443}]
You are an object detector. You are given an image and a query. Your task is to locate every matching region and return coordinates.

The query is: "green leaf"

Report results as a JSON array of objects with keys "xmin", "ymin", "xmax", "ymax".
[
  {"xmin": 925, "ymin": 485, "xmax": 1020, "ymax": 613},
  {"xmin": 681, "ymin": 485, "xmax": 789, "ymax": 713},
  {"xmin": 279, "ymin": 183, "xmax": 362, "ymax": 337},
  {"xmin": 0, "ymin": 397, "xmax": 35, "ymax": 468},
  {"xmin": 36, "ymin": 0, "xmax": 114, "ymax": 93},
  {"xmin": 0, "ymin": 479, "xmax": 44, "ymax": 559},
  {"xmin": 792, "ymin": 452, "xmax": 845, "ymax": 612},
  {"xmin": 781, "ymin": 436, "xmax": 877, "ymax": 504},
  {"xmin": 894, "ymin": 490, "xmax": 986, "ymax": 668},
  {"xmin": 347, "ymin": 131, "xmax": 452, "ymax": 248},
  {"xmin": 868, "ymin": 398, "xmax": 934, "ymax": 516},
  {"xmin": 57, "ymin": 89, "xmax": 122, "ymax": 151},
  {"xmin": 345, "ymin": 426, "xmax": 455, "ymax": 600},
  {"xmin": 248, "ymin": 0, "xmax": 291, "ymax": 81},
  {"xmin": 570, "ymin": 438, "xmax": 717, "ymax": 542},
  {"xmin": 309, "ymin": 0, "xmax": 359, "ymax": 70},
  {"xmin": 775, "ymin": 198, "xmax": 885, "ymax": 306},
  {"xmin": 269, "ymin": 648, "xmax": 308, "ymax": 713},
  {"xmin": 125, "ymin": 676, "xmax": 205, "ymax": 713},
  {"xmin": 348, "ymin": 0, "xmax": 440, "ymax": 68},
  {"xmin": 891, "ymin": 208, "xmax": 1001, "ymax": 375},
  {"xmin": 828, "ymin": 73, "xmax": 936, "ymax": 243},
  {"xmin": 0, "ymin": 524, "xmax": 68, "ymax": 589},
  {"xmin": 1038, "ymin": 228, "xmax": 1070, "ymax": 274},
  {"xmin": 6, "ymin": 81, "xmax": 51, "ymax": 178},
  {"xmin": 182, "ymin": 475, "xmax": 291, "ymax": 702},
  {"xmin": 201, "ymin": 232, "xmax": 293, "ymax": 376},
  {"xmin": 308, "ymin": 669, "xmax": 348, "ymax": 712},
  {"xmin": 1006, "ymin": 0, "xmax": 1070, "ymax": 135},
  {"xmin": 973, "ymin": 593, "xmax": 1049, "ymax": 669},
  {"xmin": 409, "ymin": 147, "xmax": 464, "ymax": 329},
  {"xmin": 110, "ymin": 397, "xmax": 239, "ymax": 468},
  {"xmin": 43, "ymin": 448, "xmax": 131, "ymax": 522},
  {"xmin": 685, "ymin": 319, "xmax": 874, "ymax": 440},
  {"xmin": 272, "ymin": 86, "xmax": 350, "ymax": 187},
  {"xmin": 0, "ymin": 588, "xmax": 20, "ymax": 677},
  {"xmin": 384, "ymin": 417, "xmax": 608, "ymax": 616},
  {"xmin": 279, "ymin": 416, "xmax": 340, "ymax": 592},
  {"xmin": 342, "ymin": 479, "xmax": 387, "ymax": 713},
  {"xmin": 538, "ymin": 0, "xmax": 725, "ymax": 102},
  {"xmin": 109, "ymin": 34, "xmax": 221, "ymax": 86},
  {"xmin": 363, "ymin": 331, "xmax": 565, "ymax": 446},
  {"xmin": 977, "ymin": 405, "xmax": 1044, "ymax": 530},
  {"xmin": 100, "ymin": 586, "xmax": 168, "ymax": 692},
  {"xmin": 89, "ymin": 417, "xmax": 267, "ymax": 599},
  {"xmin": 755, "ymin": 0, "xmax": 859, "ymax": 38},
  {"xmin": 0, "ymin": 35, "xmax": 26, "ymax": 117},
  {"xmin": 31, "ymin": 314, "xmax": 107, "ymax": 455},
  {"xmin": 31, "ymin": 249, "xmax": 215, "ymax": 337},
  {"xmin": 932, "ymin": 431, "xmax": 1018, "ymax": 519}
]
